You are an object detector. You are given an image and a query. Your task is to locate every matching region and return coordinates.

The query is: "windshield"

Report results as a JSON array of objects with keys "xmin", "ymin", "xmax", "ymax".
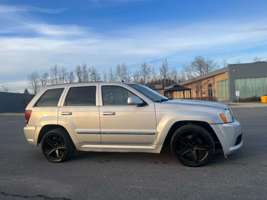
[{"xmin": 128, "ymin": 84, "xmax": 168, "ymax": 102}]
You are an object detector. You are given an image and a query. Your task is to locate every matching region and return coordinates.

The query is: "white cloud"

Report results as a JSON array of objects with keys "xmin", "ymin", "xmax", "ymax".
[
  {"xmin": 0, "ymin": 4, "xmax": 66, "ymax": 14},
  {"xmin": 88, "ymin": 0, "xmax": 144, "ymax": 5},
  {"xmin": 0, "ymin": 5, "xmax": 27, "ymax": 13},
  {"xmin": 21, "ymin": 23, "xmax": 94, "ymax": 37},
  {"xmin": 1, "ymin": 20, "xmax": 267, "ymax": 75},
  {"xmin": 0, "ymin": 4, "xmax": 79, "ymax": 38}
]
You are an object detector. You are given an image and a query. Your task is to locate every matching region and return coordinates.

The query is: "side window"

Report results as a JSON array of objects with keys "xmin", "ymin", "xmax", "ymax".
[
  {"xmin": 102, "ymin": 86, "xmax": 137, "ymax": 105},
  {"xmin": 35, "ymin": 88, "xmax": 64, "ymax": 107},
  {"xmin": 64, "ymin": 86, "xmax": 96, "ymax": 106}
]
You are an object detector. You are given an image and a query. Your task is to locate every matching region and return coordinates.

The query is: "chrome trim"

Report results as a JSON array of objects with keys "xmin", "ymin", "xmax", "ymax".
[
  {"xmin": 102, "ymin": 111, "xmax": 116, "ymax": 116},
  {"xmin": 76, "ymin": 129, "xmax": 156, "ymax": 135},
  {"xmin": 76, "ymin": 129, "xmax": 100, "ymax": 134},
  {"xmin": 101, "ymin": 130, "xmax": 156, "ymax": 135},
  {"xmin": 61, "ymin": 111, "xmax": 72, "ymax": 115}
]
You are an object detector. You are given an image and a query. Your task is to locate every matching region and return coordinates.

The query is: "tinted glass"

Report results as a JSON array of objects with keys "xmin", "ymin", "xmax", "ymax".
[
  {"xmin": 128, "ymin": 84, "xmax": 168, "ymax": 102},
  {"xmin": 64, "ymin": 86, "xmax": 96, "ymax": 106},
  {"xmin": 35, "ymin": 88, "xmax": 64, "ymax": 107},
  {"xmin": 102, "ymin": 86, "xmax": 136, "ymax": 105},
  {"xmin": 235, "ymin": 77, "xmax": 267, "ymax": 99}
]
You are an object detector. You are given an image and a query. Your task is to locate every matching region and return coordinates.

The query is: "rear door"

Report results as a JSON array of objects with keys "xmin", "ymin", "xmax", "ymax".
[{"xmin": 58, "ymin": 84, "xmax": 100, "ymax": 145}]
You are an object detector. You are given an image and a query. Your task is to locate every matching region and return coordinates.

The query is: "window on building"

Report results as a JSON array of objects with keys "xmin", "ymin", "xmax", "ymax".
[
  {"xmin": 235, "ymin": 77, "xmax": 267, "ymax": 99},
  {"xmin": 64, "ymin": 86, "xmax": 96, "ymax": 106},
  {"xmin": 208, "ymin": 84, "xmax": 213, "ymax": 97},
  {"xmin": 35, "ymin": 88, "xmax": 64, "ymax": 107},
  {"xmin": 216, "ymin": 80, "xmax": 229, "ymax": 101}
]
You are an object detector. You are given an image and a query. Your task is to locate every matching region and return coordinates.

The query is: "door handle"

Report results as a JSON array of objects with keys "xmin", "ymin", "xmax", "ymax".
[
  {"xmin": 102, "ymin": 111, "xmax": 116, "ymax": 116},
  {"xmin": 61, "ymin": 111, "xmax": 72, "ymax": 115}
]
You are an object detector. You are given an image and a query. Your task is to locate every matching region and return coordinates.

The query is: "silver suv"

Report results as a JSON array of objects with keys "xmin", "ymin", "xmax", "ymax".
[{"xmin": 24, "ymin": 82, "xmax": 243, "ymax": 167}]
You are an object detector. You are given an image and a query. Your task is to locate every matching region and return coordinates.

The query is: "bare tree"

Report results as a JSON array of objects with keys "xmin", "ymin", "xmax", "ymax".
[
  {"xmin": 67, "ymin": 71, "xmax": 75, "ymax": 83},
  {"xmin": 122, "ymin": 64, "xmax": 130, "ymax": 82},
  {"xmin": 160, "ymin": 59, "xmax": 169, "ymax": 80},
  {"xmin": 58, "ymin": 67, "xmax": 68, "ymax": 84},
  {"xmin": 40, "ymin": 72, "xmax": 49, "ymax": 87},
  {"xmin": 170, "ymin": 68, "xmax": 178, "ymax": 83},
  {"xmin": 89, "ymin": 66, "xmax": 100, "ymax": 82},
  {"xmin": 75, "ymin": 65, "xmax": 83, "ymax": 83},
  {"xmin": 28, "ymin": 72, "xmax": 40, "ymax": 94},
  {"xmin": 103, "ymin": 71, "xmax": 108, "ymax": 82},
  {"xmin": 82, "ymin": 65, "xmax": 89, "ymax": 82},
  {"xmin": 115, "ymin": 64, "xmax": 121, "ymax": 81},
  {"xmin": 140, "ymin": 62, "xmax": 151, "ymax": 83},
  {"xmin": 151, "ymin": 66, "xmax": 157, "ymax": 81},
  {"xmin": 116, "ymin": 64, "xmax": 129, "ymax": 82},
  {"xmin": 178, "ymin": 71, "xmax": 187, "ymax": 83},
  {"xmin": 185, "ymin": 56, "xmax": 218, "ymax": 77},
  {"xmin": 108, "ymin": 67, "xmax": 115, "ymax": 82},
  {"xmin": 160, "ymin": 59, "xmax": 169, "ymax": 87},
  {"xmin": 50, "ymin": 65, "xmax": 59, "ymax": 84},
  {"xmin": 132, "ymin": 71, "xmax": 141, "ymax": 82}
]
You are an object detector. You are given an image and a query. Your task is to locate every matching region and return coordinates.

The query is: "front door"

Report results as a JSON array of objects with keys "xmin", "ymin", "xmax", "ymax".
[
  {"xmin": 99, "ymin": 85, "xmax": 157, "ymax": 146},
  {"xmin": 58, "ymin": 85, "xmax": 100, "ymax": 145}
]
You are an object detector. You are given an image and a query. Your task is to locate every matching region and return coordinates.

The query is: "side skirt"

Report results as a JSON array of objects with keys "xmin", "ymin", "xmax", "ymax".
[{"xmin": 78, "ymin": 144, "xmax": 161, "ymax": 153}]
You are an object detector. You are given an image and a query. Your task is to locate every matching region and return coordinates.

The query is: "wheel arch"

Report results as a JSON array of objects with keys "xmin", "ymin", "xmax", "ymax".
[
  {"xmin": 161, "ymin": 120, "xmax": 222, "ymax": 152},
  {"xmin": 37, "ymin": 124, "xmax": 76, "ymax": 149}
]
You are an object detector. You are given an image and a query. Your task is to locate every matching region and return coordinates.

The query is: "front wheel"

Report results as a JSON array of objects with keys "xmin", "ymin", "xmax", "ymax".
[
  {"xmin": 41, "ymin": 128, "xmax": 74, "ymax": 163},
  {"xmin": 171, "ymin": 124, "xmax": 215, "ymax": 167}
]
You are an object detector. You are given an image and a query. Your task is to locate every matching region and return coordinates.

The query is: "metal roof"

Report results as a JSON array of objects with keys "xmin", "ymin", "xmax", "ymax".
[{"xmin": 181, "ymin": 67, "xmax": 228, "ymax": 85}]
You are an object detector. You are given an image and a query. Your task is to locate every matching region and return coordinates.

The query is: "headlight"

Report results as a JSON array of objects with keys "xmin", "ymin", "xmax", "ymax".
[{"xmin": 219, "ymin": 109, "xmax": 234, "ymax": 123}]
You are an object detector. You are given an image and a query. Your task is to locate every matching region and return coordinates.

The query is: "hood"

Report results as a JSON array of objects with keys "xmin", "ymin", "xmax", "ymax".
[{"xmin": 160, "ymin": 99, "xmax": 228, "ymax": 110}]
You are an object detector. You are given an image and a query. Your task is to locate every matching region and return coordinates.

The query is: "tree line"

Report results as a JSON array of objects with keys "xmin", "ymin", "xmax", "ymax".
[{"xmin": 28, "ymin": 56, "xmax": 218, "ymax": 94}]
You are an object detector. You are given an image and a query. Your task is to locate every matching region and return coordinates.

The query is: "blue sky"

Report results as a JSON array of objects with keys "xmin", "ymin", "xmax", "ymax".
[{"xmin": 0, "ymin": 0, "xmax": 267, "ymax": 91}]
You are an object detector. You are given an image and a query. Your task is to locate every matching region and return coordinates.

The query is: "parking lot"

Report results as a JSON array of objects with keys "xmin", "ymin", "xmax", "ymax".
[{"xmin": 0, "ymin": 107, "xmax": 267, "ymax": 200}]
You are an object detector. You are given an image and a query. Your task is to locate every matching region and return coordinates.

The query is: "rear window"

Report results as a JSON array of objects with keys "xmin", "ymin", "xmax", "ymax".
[
  {"xmin": 35, "ymin": 88, "xmax": 64, "ymax": 107},
  {"xmin": 64, "ymin": 86, "xmax": 96, "ymax": 106}
]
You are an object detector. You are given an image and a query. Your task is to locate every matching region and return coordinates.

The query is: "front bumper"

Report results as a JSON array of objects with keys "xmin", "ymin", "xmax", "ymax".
[{"xmin": 211, "ymin": 120, "xmax": 243, "ymax": 156}]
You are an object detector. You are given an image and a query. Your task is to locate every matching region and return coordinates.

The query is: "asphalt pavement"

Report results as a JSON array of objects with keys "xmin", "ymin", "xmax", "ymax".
[{"xmin": 0, "ymin": 107, "xmax": 267, "ymax": 200}]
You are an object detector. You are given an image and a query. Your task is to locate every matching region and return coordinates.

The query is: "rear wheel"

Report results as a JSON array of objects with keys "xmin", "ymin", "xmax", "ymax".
[
  {"xmin": 171, "ymin": 124, "xmax": 215, "ymax": 167},
  {"xmin": 41, "ymin": 128, "xmax": 74, "ymax": 163}
]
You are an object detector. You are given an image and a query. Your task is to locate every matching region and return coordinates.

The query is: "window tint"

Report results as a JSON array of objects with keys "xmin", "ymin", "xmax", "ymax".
[
  {"xmin": 64, "ymin": 86, "xmax": 96, "ymax": 106},
  {"xmin": 35, "ymin": 88, "xmax": 64, "ymax": 107},
  {"xmin": 102, "ymin": 86, "xmax": 137, "ymax": 105},
  {"xmin": 128, "ymin": 84, "xmax": 168, "ymax": 102}
]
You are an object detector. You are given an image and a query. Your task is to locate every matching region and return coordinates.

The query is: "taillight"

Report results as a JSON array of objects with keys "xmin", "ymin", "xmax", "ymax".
[{"xmin": 25, "ymin": 110, "xmax": 32, "ymax": 124}]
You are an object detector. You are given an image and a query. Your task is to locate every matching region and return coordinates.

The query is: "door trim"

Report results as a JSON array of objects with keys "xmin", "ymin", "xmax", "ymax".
[
  {"xmin": 76, "ymin": 129, "xmax": 156, "ymax": 135},
  {"xmin": 76, "ymin": 129, "xmax": 100, "ymax": 134},
  {"xmin": 101, "ymin": 129, "xmax": 156, "ymax": 135}
]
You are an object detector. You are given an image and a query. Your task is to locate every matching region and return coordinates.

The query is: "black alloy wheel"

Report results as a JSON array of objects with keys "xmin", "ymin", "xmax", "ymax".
[
  {"xmin": 41, "ymin": 129, "xmax": 74, "ymax": 163},
  {"xmin": 171, "ymin": 124, "xmax": 215, "ymax": 167}
]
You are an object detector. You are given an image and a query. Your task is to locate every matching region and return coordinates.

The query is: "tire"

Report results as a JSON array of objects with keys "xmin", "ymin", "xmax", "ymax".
[
  {"xmin": 170, "ymin": 124, "xmax": 215, "ymax": 167},
  {"xmin": 41, "ymin": 128, "xmax": 75, "ymax": 163}
]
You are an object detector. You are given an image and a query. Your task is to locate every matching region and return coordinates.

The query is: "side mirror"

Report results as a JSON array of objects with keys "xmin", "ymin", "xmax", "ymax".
[{"xmin": 127, "ymin": 96, "xmax": 144, "ymax": 106}]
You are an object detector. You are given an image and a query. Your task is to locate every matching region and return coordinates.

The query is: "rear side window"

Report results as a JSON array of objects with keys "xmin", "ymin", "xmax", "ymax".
[
  {"xmin": 64, "ymin": 86, "xmax": 96, "ymax": 106},
  {"xmin": 35, "ymin": 88, "xmax": 64, "ymax": 107}
]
